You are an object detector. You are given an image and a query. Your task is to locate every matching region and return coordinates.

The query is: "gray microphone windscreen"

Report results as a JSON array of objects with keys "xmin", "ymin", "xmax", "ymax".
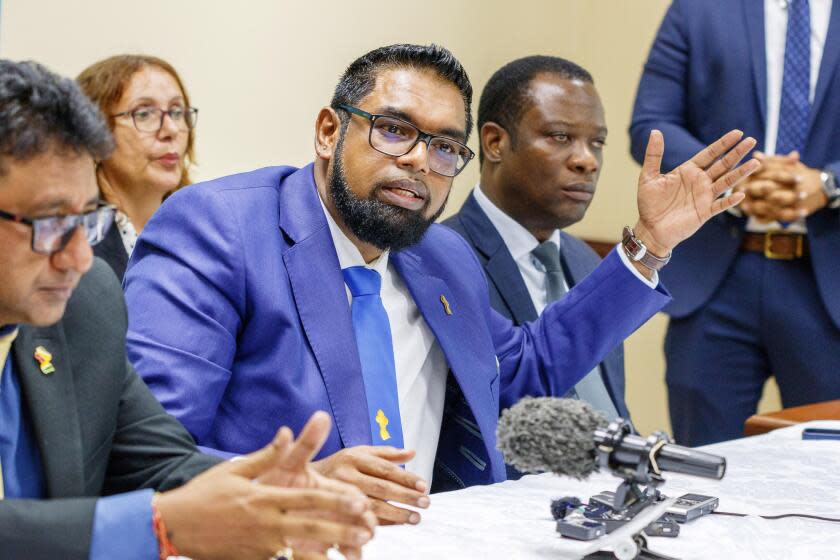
[{"xmin": 496, "ymin": 397, "xmax": 608, "ymax": 479}]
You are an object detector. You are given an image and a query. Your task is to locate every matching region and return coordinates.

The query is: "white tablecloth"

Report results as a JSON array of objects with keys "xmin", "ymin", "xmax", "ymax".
[{"xmin": 362, "ymin": 421, "xmax": 840, "ymax": 559}]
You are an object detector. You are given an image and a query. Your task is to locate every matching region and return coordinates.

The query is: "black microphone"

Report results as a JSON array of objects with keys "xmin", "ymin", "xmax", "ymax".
[{"xmin": 496, "ymin": 397, "xmax": 725, "ymax": 481}]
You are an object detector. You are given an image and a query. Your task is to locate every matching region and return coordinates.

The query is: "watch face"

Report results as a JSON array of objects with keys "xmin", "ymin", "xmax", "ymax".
[{"xmin": 625, "ymin": 239, "xmax": 641, "ymax": 255}]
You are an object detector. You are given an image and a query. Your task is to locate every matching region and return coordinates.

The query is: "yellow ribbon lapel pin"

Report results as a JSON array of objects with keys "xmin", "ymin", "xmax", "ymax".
[
  {"xmin": 440, "ymin": 294, "xmax": 453, "ymax": 316},
  {"xmin": 375, "ymin": 409, "xmax": 391, "ymax": 441},
  {"xmin": 34, "ymin": 346, "xmax": 55, "ymax": 375}
]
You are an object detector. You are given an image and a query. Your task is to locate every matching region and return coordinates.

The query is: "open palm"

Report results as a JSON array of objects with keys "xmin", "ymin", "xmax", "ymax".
[{"xmin": 635, "ymin": 129, "xmax": 759, "ymax": 255}]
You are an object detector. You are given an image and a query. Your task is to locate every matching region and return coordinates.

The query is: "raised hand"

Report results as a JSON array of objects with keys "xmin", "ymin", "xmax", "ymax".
[
  {"xmin": 633, "ymin": 129, "xmax": 759, "ymax": 258},
  {"xmin": 313, "ymin": 445, "xmax": 431, "ymax": 525},
  {"xmin": 155, "ymin": 412, "xmax": 376, "ymax": 560}
]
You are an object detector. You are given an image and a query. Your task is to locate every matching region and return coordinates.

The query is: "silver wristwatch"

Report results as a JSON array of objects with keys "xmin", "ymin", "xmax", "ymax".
[
  {"xmin": 621, "ymin": 226, "xmax": 671, "ymax": 271},
  {"xmin": 821, "ymin": 171, "xmax": 840, "ymax": 209}
]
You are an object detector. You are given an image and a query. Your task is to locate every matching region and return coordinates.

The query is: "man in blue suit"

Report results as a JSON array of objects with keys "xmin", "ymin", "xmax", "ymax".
[
  {"xmin": 125, "ymin": 44, "xmax": 755, "ymax": 525},
  {"xmin": 445, "ymin": 56, "xmax": 629, "ymax": 428},
  {"xmin": 630, "ymin": 0, "xmax": 840, "ymax": 446}
]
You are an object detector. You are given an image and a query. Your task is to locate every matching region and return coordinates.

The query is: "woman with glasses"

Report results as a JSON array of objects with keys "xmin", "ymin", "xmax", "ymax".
[{"xmin": 77, "ymin": 55, "xmax": 198, "ymax": 278}]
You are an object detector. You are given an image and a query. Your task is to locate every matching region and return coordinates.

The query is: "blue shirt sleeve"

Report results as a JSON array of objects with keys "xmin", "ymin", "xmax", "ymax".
[{"xmin": 89, "ymin": 489, "xmax": 158, "ymax": 560}]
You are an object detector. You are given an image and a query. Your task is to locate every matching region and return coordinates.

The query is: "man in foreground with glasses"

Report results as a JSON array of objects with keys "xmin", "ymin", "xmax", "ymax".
[
  {"xmin": 124, "ymin": 44, "xmax": 757, "ymax": 526},
  {"xmin": 0, "ymin": 59, "xmax": 376, "ymax": 560}
]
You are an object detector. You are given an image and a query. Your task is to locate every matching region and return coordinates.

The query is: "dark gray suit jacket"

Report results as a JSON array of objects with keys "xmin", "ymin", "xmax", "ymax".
[
  {"xmin": 0, "ymin": 259, "xmax": 221, "ymax": 559},
  {"xmin": 443, "ymin": 192, "xmax": 629, "ymax": 419},
  {"xmin": 93, "ymin": 221, "xmax": 129, "ymax": 281}
]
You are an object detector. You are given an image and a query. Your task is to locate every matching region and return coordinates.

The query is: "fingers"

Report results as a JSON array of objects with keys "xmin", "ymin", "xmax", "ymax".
[
  {"xmin": 711, "ymin": 158, "xmax": 760, "ymax": 196},
  {"xmin": 361, "ymin": 448, "xmax": 426, "ymax": 492},
  {"xmin": 370, "ymin": 497, "xmax": 422, "ymax": 525},
  {"xmin": 281, "ymin": 411, "xmax": 333, "ymax": 471},
  {"xmin": 277, "ymin": 515, "xmax": 373, "ymax": 549},
  {"xmin": 265, "ymin": 487, "xmax": 370, "ymax": 517},
  {"xmin": 229, "ymin": 426, "xmax": 294, "ymax": 478},
  {"xmin": 766, "ymin": 189, "xmax": 800, "ymax": 207},
  {"xmin": 639, "ymin": 129, "xmax": 665, "ymax": 182},
  {"xmin": 711, "ymin": 191, "xmax": 745, "ymax": 217},
  {"xmin": 690, "ymin": 129, "xmax": 744, "ymax": 169},
  {"xmin": 705, "ymin": 137, "xmax": 756, "ymax": 181},
  {"xmin": 349, "ymin": 470, "xmax": 429, "ymax": 509}
]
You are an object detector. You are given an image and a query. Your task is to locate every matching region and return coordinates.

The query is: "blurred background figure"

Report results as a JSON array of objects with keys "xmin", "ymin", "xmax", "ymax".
[
  {"xmin": 77, "ymin": 55, "xmax": 197, "ymax": 278},
  {"xmin": 630, "ymin": 0, "xmax": 840, "ymax": 446}
]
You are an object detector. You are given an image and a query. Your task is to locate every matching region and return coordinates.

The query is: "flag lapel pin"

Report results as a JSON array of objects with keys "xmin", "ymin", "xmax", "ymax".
[{"xmin": 34, "ymin": 346, "xmax": 55, "ymax": 375}]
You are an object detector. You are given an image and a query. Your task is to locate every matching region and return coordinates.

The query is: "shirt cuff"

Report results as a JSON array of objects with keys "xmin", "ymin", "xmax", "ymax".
[
  {"xmin": 615, "ymin": 243, "xmax": 659, "ymax": 289},
  {"xmin": 89, "ymin": 489, "xmax": 158, "ymax": 560}
]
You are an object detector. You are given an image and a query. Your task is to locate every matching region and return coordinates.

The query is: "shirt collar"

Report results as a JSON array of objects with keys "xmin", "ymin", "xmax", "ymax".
[
  {"xmin": 473, "ymin": 183, "xmax": 561, "ymax": 261},
  {"xmin": 317, "ymin": 191, "xmax": 390, "ymax": 277}
]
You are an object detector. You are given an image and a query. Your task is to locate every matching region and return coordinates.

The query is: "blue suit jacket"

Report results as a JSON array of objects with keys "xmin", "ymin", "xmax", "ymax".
[
  {"xmin": 442, "ymin": 192, "xmax": 629, "ymax": 420},
  {"xmin": 630, "ymin": 0, "xmax": 840, "ymax": 327},
  {"xmin": 124, "ymin": 164, "xmax": 669, "ymax": 491}
]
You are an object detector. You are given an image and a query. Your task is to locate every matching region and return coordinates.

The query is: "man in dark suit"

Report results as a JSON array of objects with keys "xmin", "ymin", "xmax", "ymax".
[
  {"xmin": 630, "ymin": 0, "xmax": 840, "ymax": 446},
  {"xmin": 444, "ymin": 56, "xmax": 629, "ymax": 424},
  {"xmin": 124, "ymin": 43, "xmax": 756, "ymax": 527},
  {"xmin": 0, "ymin": 59, "xmax": 374, "ymax": 560}
]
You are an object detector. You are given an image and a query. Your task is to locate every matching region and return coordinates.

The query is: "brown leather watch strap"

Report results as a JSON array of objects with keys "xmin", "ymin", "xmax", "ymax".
[{"xmin": 621, "ymin": 226, "xmax": 671, "ymax": 271}]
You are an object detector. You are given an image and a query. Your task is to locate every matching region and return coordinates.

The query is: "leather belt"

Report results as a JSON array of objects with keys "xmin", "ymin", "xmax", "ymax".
[{"xmin": 740, "ymin": 232, "xmax": 808, "ymax": 260}]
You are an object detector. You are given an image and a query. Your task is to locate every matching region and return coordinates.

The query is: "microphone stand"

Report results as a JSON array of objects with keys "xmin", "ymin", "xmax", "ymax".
[{"xmin": 554, "ymin": 419, "xmax": 683, "ymax": 559}]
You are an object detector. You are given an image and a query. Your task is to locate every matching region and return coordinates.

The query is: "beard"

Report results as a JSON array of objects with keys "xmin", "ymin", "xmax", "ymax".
[{"xmin": 328, "ymin": 135, "xmax": 447, "ymax": 252}]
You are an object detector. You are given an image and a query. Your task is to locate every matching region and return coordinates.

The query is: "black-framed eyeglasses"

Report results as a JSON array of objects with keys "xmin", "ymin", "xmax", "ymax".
[
  {"xmin": 112, "ymin": 106, "xmax": 199, "ymax": 133},
  {"xmin": 0, "ymin": 202, "xmax": 116, "ymax": 255},
  {"xmin": 337, "ymin": 104, "xmax": 474, "ymax": 177}
]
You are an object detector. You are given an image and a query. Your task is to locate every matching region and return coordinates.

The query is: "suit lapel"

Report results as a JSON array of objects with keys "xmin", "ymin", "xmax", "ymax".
[
  {"xmin": 12, "ymin": 324, "xmax": 85, "ymax": 498},
  {"xmin": 558, "ymin": 233, "xmax": 591, "ymax": 288},
  {"xmin": 457, "ymin": 193, "xmax": 536, "ymax": 323},
  {"xmin": 279, "ymin": 165, "xmax": 371, "ymax": 448},
  {"xmin": 391, "ymin": 251, "xmax": 495, "ymax": 436},
  {"xmin": 808, "ymin": 0, "xmax": 840, "ymax": 138},
  {"xmin": 743, "ymin": 0, "xmax": 768, "ymax": 128}
]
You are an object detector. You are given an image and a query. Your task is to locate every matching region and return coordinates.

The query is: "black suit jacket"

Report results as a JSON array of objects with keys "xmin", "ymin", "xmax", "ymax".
[
  {"xmin": 0, "ymin": 259, "xmax": 220, "ymax": 559},
  {"xmin": 93, "ymin": 221, "xmax": 129, "ymax": 280},
  {"xmin": 443, "ymin": 192, "xmax": 629, "ymax": 419}
]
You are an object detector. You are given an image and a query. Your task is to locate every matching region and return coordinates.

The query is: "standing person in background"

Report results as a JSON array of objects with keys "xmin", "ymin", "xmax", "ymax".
[
  {"xmin": 444, "ymin": 56, "xmax": 629, "ymax": 430},
  {"xmin": 630, "ymin": 0, "xmax": 840, "ymax": 446},
  {"xmin": 77, "ymin": 55, "xmax": 197, "ymax": 279}
]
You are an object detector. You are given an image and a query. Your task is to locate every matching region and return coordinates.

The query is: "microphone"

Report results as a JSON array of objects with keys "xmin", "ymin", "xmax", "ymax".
[{"xmin": 496, "ymin": 397, "xmax": 725, "ymax": 481}]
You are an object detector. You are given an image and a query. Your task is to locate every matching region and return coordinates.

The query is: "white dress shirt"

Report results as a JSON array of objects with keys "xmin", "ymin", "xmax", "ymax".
[
  {"xmin": 747, "ymin": 0, "xmax": 832, "ymax": 233},
  {"xmin": 318, "ymin": 195, "xmax": 447, "ymax": 484},
  {"xmin": 473, "ymin": 185, "xmax": 658, "ymax": 293}
]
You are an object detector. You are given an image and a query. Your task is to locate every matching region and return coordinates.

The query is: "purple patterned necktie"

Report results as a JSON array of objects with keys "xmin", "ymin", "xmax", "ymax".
[{"xmin": 776, "ymin": 0, "xmax": 811, "ymax": 156}]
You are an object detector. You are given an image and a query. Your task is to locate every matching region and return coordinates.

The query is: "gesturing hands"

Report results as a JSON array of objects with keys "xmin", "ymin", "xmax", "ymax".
[
  {"xmin": 313, "ymin": 446, "xmax": 431, "ymax": 525},
  {"xmin": 632, "ymin": 129, "xmax": 759, "ymax": 263},
  {"xmin": 155, "ymin": 412, "xmax": 376, "ymax": 560}
]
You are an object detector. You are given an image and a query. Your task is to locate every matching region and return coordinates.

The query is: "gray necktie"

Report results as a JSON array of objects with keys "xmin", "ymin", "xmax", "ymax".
[{"xmin": 531, "ymin": 240, "xmax": 620, "ymax": 420}]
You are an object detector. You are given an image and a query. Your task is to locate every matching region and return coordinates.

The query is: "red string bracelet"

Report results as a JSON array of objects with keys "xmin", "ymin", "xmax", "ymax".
[{"xmin": 151, "ymin": 493, "xmax": 181, "ymax": 560}]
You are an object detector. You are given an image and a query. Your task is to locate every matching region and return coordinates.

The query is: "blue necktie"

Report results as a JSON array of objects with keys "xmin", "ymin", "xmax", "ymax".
[
  {"xmin": 343, "ymin": 266, "xmax": 404, "ymax": 448},
  {"xmin": 776, "ymin": 0, "xmax": 811, "ymax": 156}
]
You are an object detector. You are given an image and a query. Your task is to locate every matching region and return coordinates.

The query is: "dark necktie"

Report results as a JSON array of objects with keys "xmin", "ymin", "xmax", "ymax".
[
  {"xmin": 776, "ymin": 0, "xmax": 811, "ymax": 156},
  {"xmin": 343, "ymin": 266, "xmax": 405, "ymax": 448},
  {"xmin": 531, "ymin": 240, "xmax": 619, "ymax": 419}
]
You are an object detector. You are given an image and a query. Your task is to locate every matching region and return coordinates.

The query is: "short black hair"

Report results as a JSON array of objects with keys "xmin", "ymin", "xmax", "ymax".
[
  {"xmin": 478, "ymin": 55, "xmax": 593, "ymax": 164},
  {"xmin": 331, "ymin": 44, "xmax": 473, "ymax": 140},
  {"xmin": 0, "ymin": 59, "xmax": 113, "ymax": 175}
]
